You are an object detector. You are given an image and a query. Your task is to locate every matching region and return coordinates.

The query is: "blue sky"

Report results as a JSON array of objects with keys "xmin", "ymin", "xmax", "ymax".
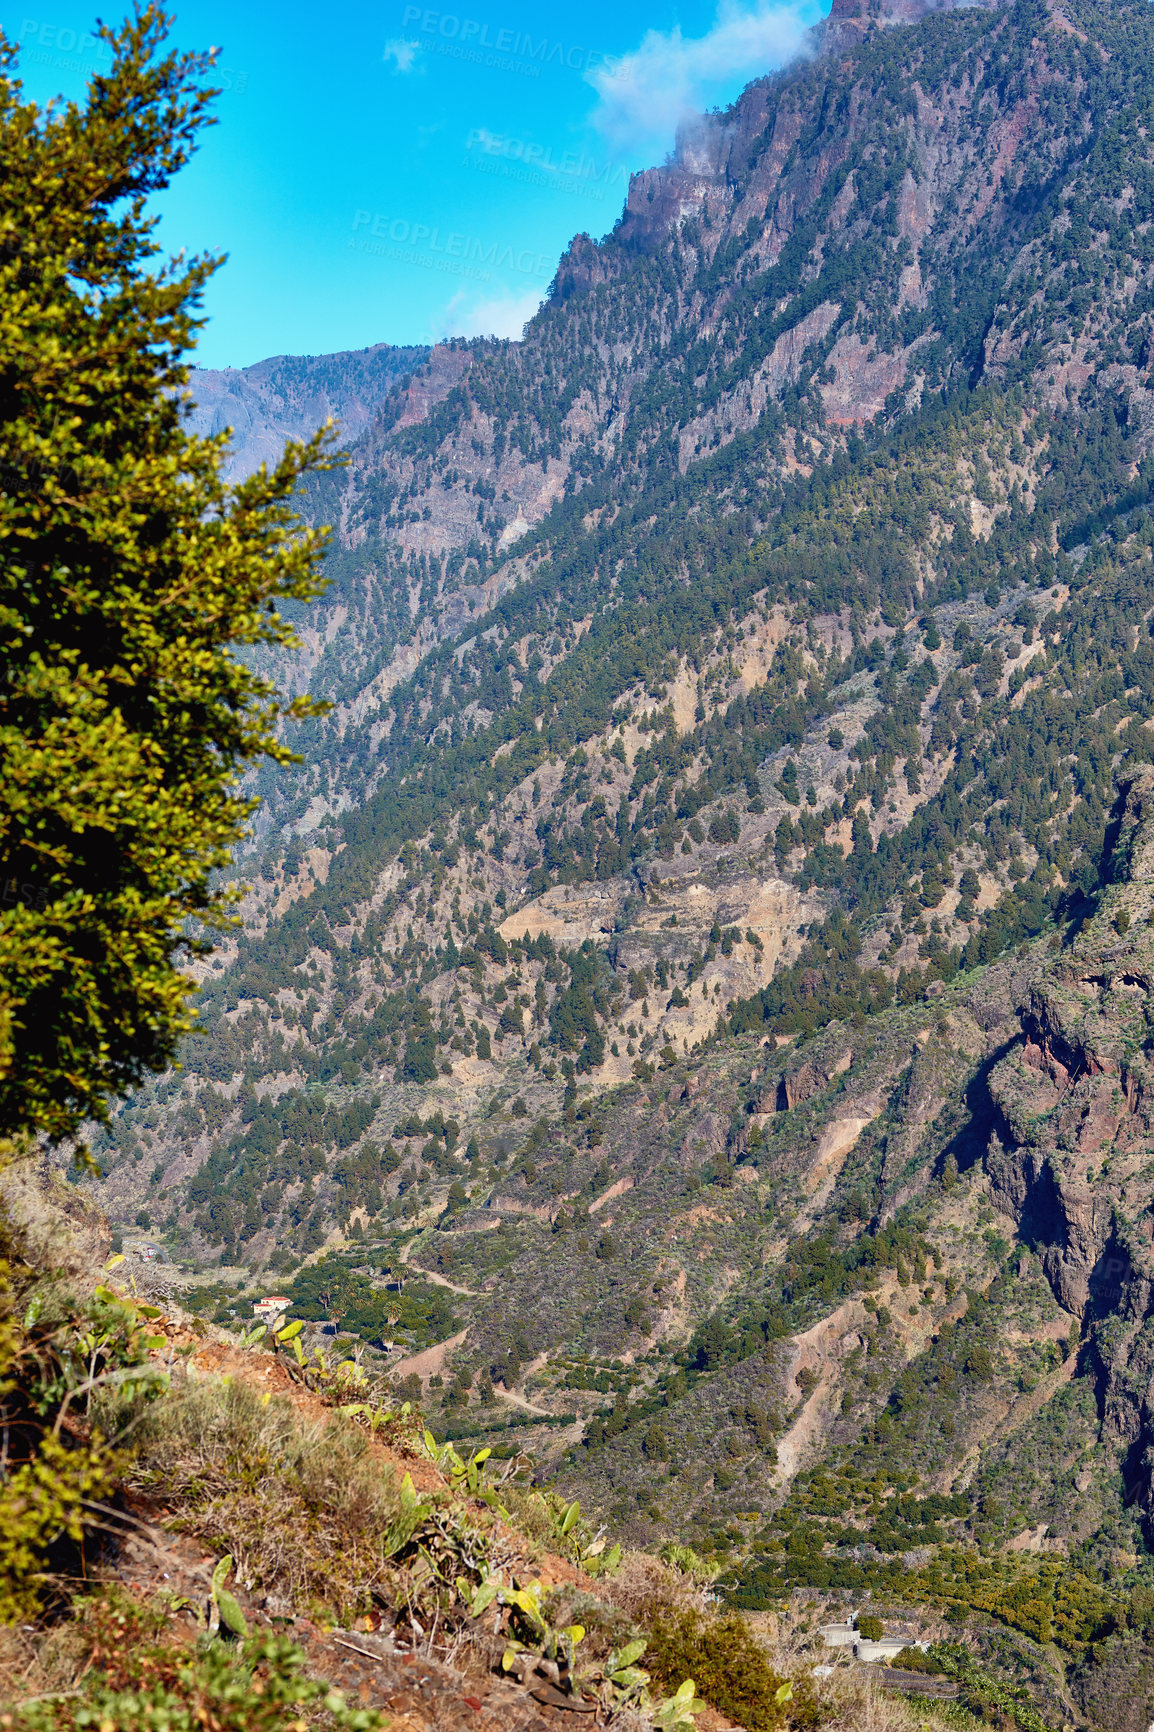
[{"xmin": 4, "ymin": 0, "xmax": 825, "ymax": 367}]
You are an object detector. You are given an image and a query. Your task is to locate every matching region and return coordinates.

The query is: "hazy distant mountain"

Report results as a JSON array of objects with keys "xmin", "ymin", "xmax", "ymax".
[{"xmin": 184, "ymin": 342, "xmax": 428, "ymax": 483}]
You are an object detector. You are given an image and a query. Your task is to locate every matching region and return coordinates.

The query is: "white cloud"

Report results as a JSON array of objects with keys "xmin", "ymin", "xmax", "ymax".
[
  {"xmin": 434, "ymin": 285, "xmax": 545, "ymax": 342},
  {"xmin": 382, "ymin": 37, "xmax": 421, "ymax": 73},
  {"xmin": 586, "ymin": 0, "xmax": 812, "ymax": 155}
]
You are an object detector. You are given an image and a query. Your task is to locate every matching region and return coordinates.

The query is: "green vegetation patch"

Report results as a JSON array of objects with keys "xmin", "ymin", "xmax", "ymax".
[{"xmin": 285, "ymin": 1256, "xmax": 458, "ymax": 1348}]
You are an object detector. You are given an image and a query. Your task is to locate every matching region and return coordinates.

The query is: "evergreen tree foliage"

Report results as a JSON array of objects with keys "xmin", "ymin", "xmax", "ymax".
[{"xmin": 0, "ymin": 8, "xmax": 331, "ymax": 1142}]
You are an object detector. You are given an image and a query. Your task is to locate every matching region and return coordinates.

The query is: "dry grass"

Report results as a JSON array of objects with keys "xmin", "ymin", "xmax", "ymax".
[
  {"xmin": 601, "ymin": 1550, "xmax": 713, "ymax": 1623},
  {"xmin": 0, "ymin": 1624, "xmax": 77, "ymax": 1712},
  {"xmin": 804, "ymin": 1666, "xmax": 947, "ymax": 1732},
  {"xmin": 124, "ymin": 1375, "xmax": 436, "ymax": 1619},
  {"xmin": 0, "ymin": 1598, "xmax": 138, "ymax": 1716}
]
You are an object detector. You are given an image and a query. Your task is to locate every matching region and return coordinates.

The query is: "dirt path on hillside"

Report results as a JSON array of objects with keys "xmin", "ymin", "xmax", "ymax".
[
  {"xmin": 494, "ymin": 1384, "xmax": 553, "ymax": 1418},
  {"xmin": 494, "ymin": 1351, "xmax": 556, "ymax": 1418},
  {"xmin": 400, "ymin": 1233, "xmax": 482, "ymax": 1295},
  {"xmin": 412, "ymin": 1263, "xmax": 482, "ymax": 1297}
]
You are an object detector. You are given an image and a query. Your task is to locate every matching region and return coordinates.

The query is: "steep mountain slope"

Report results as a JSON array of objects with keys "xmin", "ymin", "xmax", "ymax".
[
  {"xmin": 80, "ymin": 0, "xmax": 1154, "ymax": 1719},
  {"xmin": 230, "ymin": 0, "xmax": 1154, "ymax": 846}
]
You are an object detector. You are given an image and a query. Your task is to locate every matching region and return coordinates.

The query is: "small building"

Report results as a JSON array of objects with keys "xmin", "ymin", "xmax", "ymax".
[
  {"xmin": 855, "ymin": 1637, "xmax": 917, "ymax": 1664},
  {"xmin": 252, "ymin": 1295, "xmax": 291, "ymax": 1324},
  {"xmin": 819, "ymin": 1616, "xmax": 925, "ymax": 1665}
]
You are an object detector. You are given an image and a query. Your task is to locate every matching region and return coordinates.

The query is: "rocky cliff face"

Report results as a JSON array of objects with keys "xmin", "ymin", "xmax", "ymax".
[
  {"xmin": 104, "ymin": 0, "xmax": 1154, "ymax": 1327},
  {"xmin": 986, "ymin": 770, "xmax": 1154, "ymax": 1532}
]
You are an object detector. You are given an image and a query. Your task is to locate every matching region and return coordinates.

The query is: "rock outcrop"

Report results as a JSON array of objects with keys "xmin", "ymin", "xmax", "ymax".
[{"xmin": 986, "ymin": 770, "xmax": 1154, "ymax": 1530}]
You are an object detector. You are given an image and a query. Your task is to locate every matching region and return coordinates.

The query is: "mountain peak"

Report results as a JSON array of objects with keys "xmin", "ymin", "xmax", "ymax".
[{"xmin": 824, "ymin": 0, "xmax": 998, "ymax": 34}]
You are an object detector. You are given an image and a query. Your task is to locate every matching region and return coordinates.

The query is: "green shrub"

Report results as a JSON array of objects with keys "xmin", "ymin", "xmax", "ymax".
[
  {"xmin": 0, "ymin": 1199, "xmax": 170, "ymax": 1624},
  {"xmin": 9, "ymin": 1594, "xmax": 381, "ymax": 1730},
  {"xmin": 891, "ymin": 1645, "xmax": 942, "ymax": 1673},
  {"xmin": 646, "ymin": 1610, "xmax": 816, "ymax": 1730},
  {"xmin": 708, "ymin": 810, "xmax": 741, "ymax": 845},
  {"xmin": 856, "ymin": 1615, "xmax": 883, "ymax": 1641}
]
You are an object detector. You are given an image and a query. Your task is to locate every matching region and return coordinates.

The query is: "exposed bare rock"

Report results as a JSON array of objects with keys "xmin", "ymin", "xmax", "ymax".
[
  {"xmin": 982, "ymin": 770, "xmax": 1154, "ymax": 1533},
  {"xmin": 776, "ymin": 1044, "xmax": 853, "ymax": 1111}
]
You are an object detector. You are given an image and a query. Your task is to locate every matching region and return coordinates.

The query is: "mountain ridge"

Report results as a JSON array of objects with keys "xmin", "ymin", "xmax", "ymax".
[{"xmin": 185, "ymin": 341, "xmax": 428, "ymax": 483}]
